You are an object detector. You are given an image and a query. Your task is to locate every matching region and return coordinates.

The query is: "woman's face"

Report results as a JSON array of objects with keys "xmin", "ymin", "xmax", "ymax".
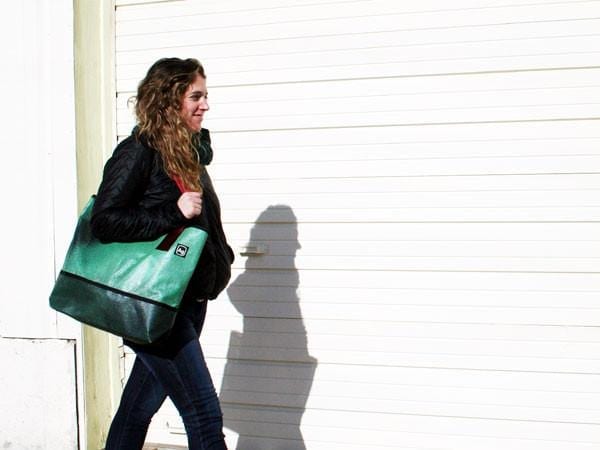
[{"xmin": 180, "ymin": 74, "xmax": 209, "ymax": 132}]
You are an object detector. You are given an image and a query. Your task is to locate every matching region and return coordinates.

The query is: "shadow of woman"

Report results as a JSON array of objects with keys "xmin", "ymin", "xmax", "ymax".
[{"xmin": 219, "ymin": 205, "xmax": 317, "ymax": 450}]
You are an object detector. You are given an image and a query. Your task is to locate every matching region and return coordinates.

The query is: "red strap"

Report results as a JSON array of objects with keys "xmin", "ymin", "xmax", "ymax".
[{"xmin": 173, "ymin": 176, "xmax": 188, "ymax": 193}]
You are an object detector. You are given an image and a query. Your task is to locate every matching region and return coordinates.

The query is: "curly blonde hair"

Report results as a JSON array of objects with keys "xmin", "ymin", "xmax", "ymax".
[{"xmin": 134, "ymin": 57, "xmax": 206, "ymax": 192}]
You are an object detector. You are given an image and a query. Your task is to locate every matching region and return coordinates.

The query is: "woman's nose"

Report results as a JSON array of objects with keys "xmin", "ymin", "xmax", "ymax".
[{"xmin": 201, "ymin": 97, "xmax": 209, "ymax": 110}]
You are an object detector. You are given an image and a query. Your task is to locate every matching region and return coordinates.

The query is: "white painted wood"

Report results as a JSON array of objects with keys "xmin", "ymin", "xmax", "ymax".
[
  {"xmin": 115, "ymin": 0, "xmax": 600, "ymax": 449},
  {"xmin": 0, "ymin": 339, "xmax": 78, "ymax": 450},
  {"xmin": 0, "ymin": 2, "xmax": 81, "ymax": 449},
  {"xmin": 0, "ymin": 0, "xmax": 78, "ymax": 341}
]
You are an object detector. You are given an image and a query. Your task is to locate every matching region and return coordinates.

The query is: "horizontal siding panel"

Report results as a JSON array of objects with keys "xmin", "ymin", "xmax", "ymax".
[
  {"xmin": 215, "ymin": 174, "xmax": 600, "ymax": 194},
  {"xmin": 228, "ymin": 240, "xmax": 600, "ymax": 259},
  {"xmin": 117, "ymin": 0, "xmax": 600, "ymax": 30},
  {"xmin": 208, "ymin": 301, "xmax": 600, "ymax": 326},
  {"xmin": 116, "ymin": 0, "xmax": 596, "ymax": 21},
  {"xmin": 226, "ymin": 284, "xmax": 600, "ymax": 308},
  {"xmin": 228, "ymin": 254, "xmax": 600, "ymax": 272},
  {"xmin": 207, "ymin": 86, "xmax": 600, "ymax": 118},
  {"xmin": 226, "ymin": 222, "xmax": 600, "ymax": 242},
  {"xmin": 219, "ymin": 391, "xmax": 600, "ymax": 425},
  {"xmin": 119, "ymin": 124, "xmax": 600, "ymax": 158},
  {"xmin": 209, "ymin": 359, "xmax": 600, "ymax": 392},
  {"xmin": 205, "ymin": 344, "xmax": 600, "ymax": 373},
  {"xmin": 277, "ymin": 419, "xmax": 599, "ymax": 450},
  {"xmin": 208, "ymin": 118, "xmax": 600, "ymax": 142},
  {"xmin": 117, "ymin": 0, "xmax": 417, "ymax": 22},
  {"xmin": 224, "ymin": 207, "xmax": 600, "ymax": 222},
  {"xmin": 210, "ymin": 154, "xmax": 600, "ymax": 179},
  {"xmin": 223, "ymin": 267, "xmax": 600, "ymax": 290},
  {"xmin": 218, "ymin": 405, "xmax": 596, "ymax": 433},
  {"xmin": 223, "ymin": 190, "xmax": 600, "ymax": 208},
  {"xmin": 210, "ymin": 68, "xmax": 600, "ymax": 106},
  {"xmin": 219, "ymin": 381, "xmax": 599, "ymax": 422},
  {"xmin": 207, "ymin": 104, "xmax": 600, "ymax": 131},
  {"xmin": 207, "ymin": 314, "xmax": 600, "ymax": 342},
  {"xmin": 209, "ymin": 434, "xmax": 599, "ymax": 450},
  {"xmin": 205, "ymin": 330, "xmax": 600, "ymax": 362},
  {"xmin": 205, "ymin": 324, "xmax": 600, "ymax": 358}
]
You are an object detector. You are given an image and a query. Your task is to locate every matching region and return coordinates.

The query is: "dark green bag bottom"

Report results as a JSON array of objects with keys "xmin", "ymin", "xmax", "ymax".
[{"xmin": 51, "ymin": 271, "xmax": 177, "ymax": 344}]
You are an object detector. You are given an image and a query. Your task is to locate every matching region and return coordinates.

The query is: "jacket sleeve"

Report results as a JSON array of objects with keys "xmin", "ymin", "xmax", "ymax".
[{"xmin": 90, "ymin": 138, "xmax": 187, "ymax": 243}]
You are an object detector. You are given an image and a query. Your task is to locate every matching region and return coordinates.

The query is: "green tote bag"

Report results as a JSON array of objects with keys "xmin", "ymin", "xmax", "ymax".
[{"xmin": 50, "ymin": 196, "xmax": 208, "ymax": 344}]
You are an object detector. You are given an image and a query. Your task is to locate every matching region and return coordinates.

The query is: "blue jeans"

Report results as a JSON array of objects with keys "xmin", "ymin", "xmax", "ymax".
[{"xmin": 105, "ymin": 300, "xmax": 227, "ymax": 450}]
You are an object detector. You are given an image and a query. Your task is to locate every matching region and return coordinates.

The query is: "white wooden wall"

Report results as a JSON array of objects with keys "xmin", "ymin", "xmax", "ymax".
[
  {"xmin": 0, "ymin": 1, "xmax": 79, "ymax": 449},
  {"xmin": 115, "ymin": 1, "xmax": 600, "ymax": 449}
]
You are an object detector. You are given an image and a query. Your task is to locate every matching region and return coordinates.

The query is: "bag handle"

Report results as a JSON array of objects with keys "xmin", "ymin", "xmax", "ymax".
[{"xmin": 156, "ymin": 176, "xmax": 189, "ymax": 251}]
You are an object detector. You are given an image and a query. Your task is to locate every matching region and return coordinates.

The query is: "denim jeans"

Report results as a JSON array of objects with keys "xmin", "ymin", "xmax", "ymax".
[{"xmin": 105, "ymin": 300, "xmax": 227, "ymax": 450}]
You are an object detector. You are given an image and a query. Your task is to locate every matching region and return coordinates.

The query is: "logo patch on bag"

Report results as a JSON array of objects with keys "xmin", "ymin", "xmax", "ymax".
[{"xmin": 175, "ymin": 244, "xmax": 189, "ymax": 258}]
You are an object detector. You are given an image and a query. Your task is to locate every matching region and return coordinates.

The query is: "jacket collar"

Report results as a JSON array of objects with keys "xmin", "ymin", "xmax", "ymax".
[{"xmin": 132, "ymin": 126, "xmax": 213, "ymax": 165}]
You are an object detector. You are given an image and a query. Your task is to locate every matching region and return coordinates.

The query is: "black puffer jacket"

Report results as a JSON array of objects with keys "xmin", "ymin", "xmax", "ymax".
[{"xmin": 91, "ymin": 129, "xmax": 234, "ymax": 301}]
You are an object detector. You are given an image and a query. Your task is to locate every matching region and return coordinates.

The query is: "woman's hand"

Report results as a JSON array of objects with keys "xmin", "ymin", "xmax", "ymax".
[{"xmin": 177, "ymin": 192, "xmax": 203, "ymax": 218}]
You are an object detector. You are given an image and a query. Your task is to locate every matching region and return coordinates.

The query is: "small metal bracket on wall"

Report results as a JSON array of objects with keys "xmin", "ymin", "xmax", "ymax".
[{"xmin": 239, "ymin": 243, "xmax": 268, "ymax": 256}]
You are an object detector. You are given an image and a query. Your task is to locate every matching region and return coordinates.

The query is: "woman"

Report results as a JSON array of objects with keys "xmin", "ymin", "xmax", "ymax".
[{"xmin": 91, "ymin": 58, "xmax": 233, "ymax": 450}]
